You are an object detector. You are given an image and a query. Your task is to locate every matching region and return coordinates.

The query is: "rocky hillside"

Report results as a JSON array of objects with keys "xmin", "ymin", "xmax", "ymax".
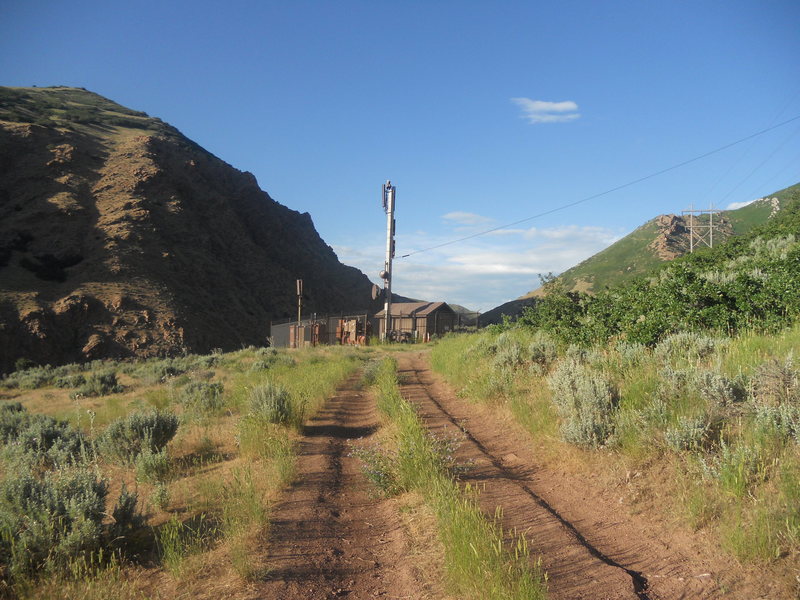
[
  {"xmin": 0, "ymin": 86, "xmax": 375, "ymax": 372},
  {"xmin": 481, "ymin": 183, "xmax": 797, "ymax": 324}
]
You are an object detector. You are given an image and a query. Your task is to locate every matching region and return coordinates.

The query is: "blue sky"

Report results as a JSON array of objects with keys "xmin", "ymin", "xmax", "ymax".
[{"xmin": 2, "ymin": 0, "xmax": 799, "ymax": 311}]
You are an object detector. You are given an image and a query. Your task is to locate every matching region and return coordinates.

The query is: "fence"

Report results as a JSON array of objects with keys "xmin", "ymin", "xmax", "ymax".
[{"xmin": 270, "ymin": 313, "xmax": 373, "ymax": 348}]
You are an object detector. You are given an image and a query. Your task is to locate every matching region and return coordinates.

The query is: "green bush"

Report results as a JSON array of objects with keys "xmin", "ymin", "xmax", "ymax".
[
  {"xmin": 99, "ymin": 410, "xmax": 179, "ymax": 463},
  {"xmin": 150, "ymin": 483, "xmax": 170, "ymax": 510},
  {"xmin": 0, "ymin": 468, "xmax": 108, "ymax": 579},
  {"xmin": 110, "ymin": 484, "xmax": 144, "ymax": 541},
  {"xmin": 75, "ymin": 371, "xmax": 123, "ymax": 397},
  {"xmin": 180, "ymin": 381, "xmax": 224, "ymax": 414},
  {"xmin": 248, "ymin": 383, "xmax": 300, "ymax": 426},
  {"xmin": 547, "ymin": 358, "xmax": 618, "ymax": 447},
  {"xmin": 665, "ymin": 416, "xmax": 709, "ymax": 451},
  {"xmin": 135, "ymin": 447, "xmax": 171, "ymax": 483},
  {"xmin": 528, "ymin": 332, "xmax": 559, "ymax": 368}
]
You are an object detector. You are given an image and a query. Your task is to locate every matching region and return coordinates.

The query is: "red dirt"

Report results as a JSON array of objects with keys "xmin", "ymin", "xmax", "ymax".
[
  {"xmin": 396, "ymin": 352, "xmax": 776, "ymax": 600},
  {"xmin": 256, "ymin": 373, "xmax": 424, "ymax": 599}
]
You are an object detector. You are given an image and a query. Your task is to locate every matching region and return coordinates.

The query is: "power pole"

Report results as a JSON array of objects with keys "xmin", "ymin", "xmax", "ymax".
[
  {"xmin": 380, "ymin": 181, "xmax": 396, "ymax": 340},
  {"xmin": 682, "ymin": 203, "xmax": 721, "ymax": 252},
  {"xmin": 296, "ymin": 279, "xmax": 303, "ymax": 326}
]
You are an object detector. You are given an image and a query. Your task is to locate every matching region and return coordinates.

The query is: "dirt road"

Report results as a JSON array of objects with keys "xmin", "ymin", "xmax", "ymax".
[
  {"xmin": 257, "ymin": 372, "xmax": 424, "ymax": 600},
  {"xmin": 395, "ymin": 352, "xmax": 767, "ymax": 600}
]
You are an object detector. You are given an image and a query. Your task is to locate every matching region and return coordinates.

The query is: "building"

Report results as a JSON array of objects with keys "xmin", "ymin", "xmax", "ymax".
[{"xmin": 374, "ymin": 302, "xmax": 457, "ymax": 341}]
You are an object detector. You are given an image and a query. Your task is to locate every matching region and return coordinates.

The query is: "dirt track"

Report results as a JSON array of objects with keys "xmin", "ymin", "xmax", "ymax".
[
  {"xmin": 257, "ymin": 372, "xmax": 423, "ymax": 599},
  {"xmin": 395, "ymin": 352, "xmax": 767, "ymax": 600},
  {"xmin": 257, "ymin": 354, "xmax": 773, "ymax": 600}
]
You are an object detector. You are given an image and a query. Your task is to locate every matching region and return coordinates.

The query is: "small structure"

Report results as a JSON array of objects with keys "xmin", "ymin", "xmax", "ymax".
[
  {"xmin": 374, "ymin": 302, "xmax": 457, "ymax": 341},
  {"xmin": 271, "ymin": 314, "xmax": 371, "ymax": 348}
]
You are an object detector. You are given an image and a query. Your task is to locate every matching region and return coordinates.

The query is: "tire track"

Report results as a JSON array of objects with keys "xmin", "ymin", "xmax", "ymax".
[
  {"xmin": 257, "ymin": 372, "xmax": 423, "ymax": 600},
  {"xmin": 396, "ymin": 353, "xmax": 724, "ymax": 600}
]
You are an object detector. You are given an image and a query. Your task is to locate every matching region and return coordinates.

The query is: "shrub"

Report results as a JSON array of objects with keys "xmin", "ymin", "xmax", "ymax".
[
  {"xmin": 695, "ymin": 369, "xmax": 744, "ymax": 406},
  {"xmin": 0, "ymin": 468, "xmax": 108, "ymax": 579},
  {"xmin": 248, "ymin": 382, "xmax": 299, "ymax": 426},
  {"xmin": 110, "ymin": 484, "xmax": 144, "ymax": 541},
  {"xmin": 150, "ymin": 483, "xmax": 170, "ymax": 511},
  {"xmin": 655, "ymin": 332, "xmax": 722, "ymax": 363},
  {"xmin": 179, "ymin": 381, "xmax": 224, "ymax": 414},
  {"xmin": 75, "ymin": 371, "xmax": 123, "ymax": 397},
  {"xmin": 99, "ymin": 410, "xmax": 179, "ymax": 463},
  {"xmin": 665, "ymin": 416, "xmax": 709, "ymax": 451},
  {"xmin": 547, "ymin": 358, "xmax": 618, "ymax": 447},
  {"xmin": 751, "ymin": 355, "xmax": 798, "ymax": 407},
  {"xmin": 13, "ymin": 415, "xmax": 87, "ymax": 467},
  {"xmin": 615, "ymin": 341, "xmax": 648, "ymax": 368},
  {"xmin": 492, "ymin": 341, "xmax": 525, "ymax": 370},
  {"xmin": 135, "ymin": 447, "xmax": 171, "ymax": 483},
  {"xmin": 528, "ymin": 332, "xmax": 559, "ymax": 368},
  {"xmin": 53, "ymin": 373, "xmax": 86, "ymax": 388}
]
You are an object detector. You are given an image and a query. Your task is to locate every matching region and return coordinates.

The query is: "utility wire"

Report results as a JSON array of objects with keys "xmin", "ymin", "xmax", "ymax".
[{"xmin": 399, "ymin": 112, "xmax": 800, "ymax": 259}]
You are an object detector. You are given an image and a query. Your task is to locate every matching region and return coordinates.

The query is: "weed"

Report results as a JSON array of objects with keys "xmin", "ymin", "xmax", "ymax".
[
  {"xmin": 150, "ymin": 483, "xmax": 170, "ymax": 511},
  {"xmin": 75, "ymin": 371, "xmax": 123, "ymax": 398},
  {"xmin": 99, "ymin": 410, "xmax": 179, "ymax": 463},
  {"xmin": 665, "ymin": 416, "xmax": 709, "ymax": 452},
  {"xmin": 135, "ymin": 447, "xmax": 171, "ymax": 483},
  {"xmin": 179, "ymin": 381, "xmax": 225, "ymax": 415},
  {"xmin": 248, "ymin": 382, "xmax": 302, "ymax": 427},
  {"xmin": 547, "ymin": 358, "xmax": 618, "ymax": 447}
]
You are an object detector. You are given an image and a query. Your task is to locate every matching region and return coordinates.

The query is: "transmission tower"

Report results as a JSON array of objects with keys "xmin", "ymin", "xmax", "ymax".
[{"xmin": 681, "ymin": 204, "xmax": 722, "ymax": 252}]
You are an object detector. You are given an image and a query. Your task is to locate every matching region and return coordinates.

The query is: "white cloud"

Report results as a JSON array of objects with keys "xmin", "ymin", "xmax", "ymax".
[
  {"xmin": 726, "ymin": 199, "xmax": 756, "ymax": 210},
  {"xmin": 441, "ymin": 211, "xmax": 494, "ymax": 227},
  {"xmin": 333, "ymin": 222, "xmax": 622, "ymax": 312},
  {"xmin": 511, "ymin": 98, "xmax": 580, "ymax": 124}
]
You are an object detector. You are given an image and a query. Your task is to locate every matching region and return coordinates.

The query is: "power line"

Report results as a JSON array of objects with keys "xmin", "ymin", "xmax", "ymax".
[{"xmin": 399, "ymin": 112, "xmax": 800, "ymax": 259}]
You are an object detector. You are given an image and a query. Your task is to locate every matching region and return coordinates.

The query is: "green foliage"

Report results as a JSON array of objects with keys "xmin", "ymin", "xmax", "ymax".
[
  {"xmin": 546, "ymin": 358, "xmax": 618, "ymax": 447},
  {"xmin": 134, "ymin": 448, "xmax": 171, "ymax": 483},
  {"xmin": 0, "ymin": 405, "xmax": 87, "ymax": 467},
  {"xmin": 110, "ymin": 484, "xmax": 144, "ymax": 541},
  {"xmin": 0, "ymin": 468, "xmax": 109, "ymax": 580},
  {"xmin": 99, "ymin": 410, "xmax": 179, "ymax": 464},
  {"xmin": 509, "ymin": 186, "xmax": 800, "ymax": 347},
  {"xmin": 179, "ymin": 381, "xmax": 224, "ymax": 415},
  {"xmin": 150, "ymin": 483, "xmax": 170, "ymax": 511},
  {"xmin": 2, "ymin": 363, "xmax": 85, "ymax": 390},
  {"xmin": 156, "ymin": 514, "xmax": 216, "ymax": 576},
  {"xmin": 248, "ymin": 382, "xmax": 301, "ymax": 426},
  {"xmin": 75, "ymin": 371, "xmax": 123, "ymax": 398}
]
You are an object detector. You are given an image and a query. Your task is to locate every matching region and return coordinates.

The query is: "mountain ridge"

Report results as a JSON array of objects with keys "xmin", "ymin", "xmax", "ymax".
[
  {"xmin": 481, "ymin": 185, "xmax": 797, "ymax": 325},
  {"xmin": 0, "ymin": 86, "xmax": 376, "ymax": 371}
]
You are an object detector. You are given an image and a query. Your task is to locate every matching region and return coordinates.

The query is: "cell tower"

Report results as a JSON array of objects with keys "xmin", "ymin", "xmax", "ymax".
[
  {"xmin": 682, "ymin": 204, "xmax": 722, "ymax": 252},
  {"xmin": 379, "ymin": 181, "xmax": 396, "ymax": 340}
]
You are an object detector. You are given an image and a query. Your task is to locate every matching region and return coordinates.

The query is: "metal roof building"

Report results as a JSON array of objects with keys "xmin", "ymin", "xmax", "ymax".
[{"xmin": 374, "ymin": 302, "xmax": 457, "ymax": 341}]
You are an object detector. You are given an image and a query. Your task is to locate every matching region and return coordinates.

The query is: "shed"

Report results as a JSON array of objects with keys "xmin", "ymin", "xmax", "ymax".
[{"xmin": 374, "ymin": 302, "xmax": 457, "ymax": 340}]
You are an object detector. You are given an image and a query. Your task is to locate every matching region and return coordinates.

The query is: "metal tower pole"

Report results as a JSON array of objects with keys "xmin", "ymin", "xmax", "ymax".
[{"xmin": 381, "ymin": 181, "xmax": 396, "ymax": 340}]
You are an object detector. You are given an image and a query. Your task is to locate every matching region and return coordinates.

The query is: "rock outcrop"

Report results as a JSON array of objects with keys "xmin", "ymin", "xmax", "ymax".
[{"xmin": 0, "ymin": 87, "xmax": 375, "ymax": 371}]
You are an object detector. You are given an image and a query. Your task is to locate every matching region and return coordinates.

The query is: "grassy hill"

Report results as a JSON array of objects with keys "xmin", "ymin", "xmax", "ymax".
[{"xmin": 521, "ymin": 185, "xmax": 796, "ymax": 299}]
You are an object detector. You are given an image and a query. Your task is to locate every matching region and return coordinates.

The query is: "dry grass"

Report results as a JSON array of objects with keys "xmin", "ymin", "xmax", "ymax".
[{"xmin": 1, "ymin": 345, "xmax": 362, "ymax": 598}]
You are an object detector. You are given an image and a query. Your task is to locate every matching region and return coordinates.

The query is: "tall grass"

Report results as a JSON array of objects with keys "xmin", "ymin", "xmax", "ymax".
[
  {"xmin": 2, "ymin": 344, "xmax": 363, "ymax": 594},
  {"xmin": 363, "ymin": 358, "xmax": 546, "ymax": 600},
  {"xmin": 431, "ymin": 324, "xmax": 800, "ymax": 567}
]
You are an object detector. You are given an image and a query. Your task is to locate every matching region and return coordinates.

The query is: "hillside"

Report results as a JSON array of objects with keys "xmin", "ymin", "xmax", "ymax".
[
  {"xmin": 482, "ymin": 184, "xmax": 796, "ymax": 324},
  {"xmin": 528, "ymin": 192, "xmax": 787, "ymax": 297},
  {"xmin": 0, "ymin": 86, "xmax": 376, "ymax": 372}
]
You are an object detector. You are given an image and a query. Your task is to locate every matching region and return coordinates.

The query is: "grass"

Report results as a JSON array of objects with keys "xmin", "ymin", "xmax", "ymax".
[
  {"xmin": 0, "ymin": 344, "xmax": 362, "ymax": 596},
  {"xmin": 361, "ymin": 357, "xmax": 546, "ymax": 600},
  {"xmin": 430, "ymin": 325, "xmax": 800, "ymax": 588}
]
